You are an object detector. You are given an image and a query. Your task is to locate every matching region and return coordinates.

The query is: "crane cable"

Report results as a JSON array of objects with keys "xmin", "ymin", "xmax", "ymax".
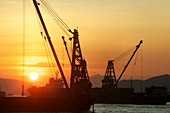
[
  {"xmin": 44, "ymin": 0, "xmax": 70, "ymax": 31},
  {"xmin": 40, "ymin": 4, "xmax": 70, "ymax": 37},
  {"xmin": 43, "ymin": 36, "xmax": 56, "ymax": 78},
  {"xmin": 35, "ymin": 5, "xmax": 58, "ymax": 78},
  {"xmin": 39, "ymin": 0, "xmax": 73, "ymax": 65},
  {"xmin": 35, "ymin": 0, "xmax": 71, "ymax": 79},
  {"xmin": 129, "ymin": 44, "xmax": 144, "ymax": 92},
  {"xmin": 41, "ymin": 0, "xmax": 70, "ymax": 30},
  {"xmin": 131, "ymin": 49, "xmax": 140, "ymax": 78},
  {"xmin": 114, "ymin": 47, "xmax": 135, "ymax": 63},
  {"xmin": 39, "ymin": 0, "xmax": 71, "ymax": 37}
]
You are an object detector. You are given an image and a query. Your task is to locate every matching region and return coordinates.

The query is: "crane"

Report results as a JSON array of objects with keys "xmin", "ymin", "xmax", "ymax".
[
  {"xmin": 33, "ymin": 0, "xmax": 91, "ymax": 94},
  {"xmin": 31, "ymin": 1, "xmax": 93, "ymax": 111},
  {"xmin": 102, "ymin": 40, "xmax": 143, "ymax": 88},
  {"xmin": 32, "ymin": 0, "xmax": 69, "ymax": 90}
]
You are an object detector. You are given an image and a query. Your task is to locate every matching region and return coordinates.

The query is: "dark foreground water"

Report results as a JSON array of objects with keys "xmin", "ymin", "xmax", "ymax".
[
  {"xmin": 90, "ymin": 102, "xmax": 170, "ymax": 113},
  {"xmin": 3, "ymin": 103, "xmax": 169, "ymax": 113}
]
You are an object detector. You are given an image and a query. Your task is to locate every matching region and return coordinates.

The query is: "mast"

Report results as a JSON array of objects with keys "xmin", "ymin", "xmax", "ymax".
[
  {"xmin": 32, "ymin": 0, "xmax": 69, "ymax": 89},
  {"xmin": 70, "ymin": 29, "xmax": 91, "ymax": 90},
  {"xmin": 102, "ymin": 60, "xmax": 117, "ymax": 88}
]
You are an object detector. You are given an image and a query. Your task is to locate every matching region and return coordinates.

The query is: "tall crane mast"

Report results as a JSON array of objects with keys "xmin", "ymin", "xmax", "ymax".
[
  {"xmin": 102, "ymin": 60, "xmax": 117, "ymax": 88},
  {"xmin": 32, "ymin": 0, "xmax": 69, "ymax": 90},
  {"xmin": 102, "ymin": 40, "xmax": 143, "ymax": 88},
  {"xmin": 62, "ymin": 29, "xmax": 92, "ymax": 91},
  {"xmin": 70, "ymin": 29, "xmax": 92, "ymax": 90}
]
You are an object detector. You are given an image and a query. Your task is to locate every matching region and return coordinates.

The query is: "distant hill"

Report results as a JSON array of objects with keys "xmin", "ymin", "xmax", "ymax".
[
  {"xmin": 0, "ymin": 74, "xmax": 170, "ymax": 95},
  {"xmin": 0, "ymin": 78, "xmax": 29, "ymax": 95},
  {"xmin": 90, "ymin": 74, "xmax": 103, "ymax": 88},
  {"xmin": 90, "ymin": 74, "xmax": 170, "ymax": 92}
]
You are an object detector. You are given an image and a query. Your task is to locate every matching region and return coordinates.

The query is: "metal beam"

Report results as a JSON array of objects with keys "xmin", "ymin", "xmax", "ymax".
[{"xmin": 32, "ymin": 0, "xmax": 69, "ymax": 89}]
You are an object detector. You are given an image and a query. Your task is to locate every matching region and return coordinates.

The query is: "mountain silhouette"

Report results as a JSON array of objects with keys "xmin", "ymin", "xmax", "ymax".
[
  {"xmin": 90, "ymin": 74, "xmax": 170, "ymax": 92},
  {"xmin": 0, "ymin": 78, "xmax": 29, "ymax": 95},
  {"xmin": 90, "ymin": 74, "xmax": 103, "ymax": 88},
  {"xmin": 0, "ymin": 74, "xmax": 170, "ymax": 95}
]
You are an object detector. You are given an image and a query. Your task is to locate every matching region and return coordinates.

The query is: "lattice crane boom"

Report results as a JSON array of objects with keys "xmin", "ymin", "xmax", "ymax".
[{"xmin": 32, "ymin": 0, "xmax": 69, "ymax": 90}]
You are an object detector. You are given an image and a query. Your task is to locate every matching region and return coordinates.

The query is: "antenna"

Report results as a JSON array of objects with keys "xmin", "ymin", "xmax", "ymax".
[{"xmin": 21, "ymin": 0, "xmax": 26, "ymax": 96}]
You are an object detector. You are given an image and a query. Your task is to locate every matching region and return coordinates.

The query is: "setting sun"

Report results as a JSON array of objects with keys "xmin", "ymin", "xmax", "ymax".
[{"xmin": 29, "ymin": 72, "xmax": 39, "ymax": 81}]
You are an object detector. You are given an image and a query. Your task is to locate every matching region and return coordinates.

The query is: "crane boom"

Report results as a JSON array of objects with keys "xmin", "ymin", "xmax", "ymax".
[
  {"xmin": 32, "ymin": 0, "xmax": 69, "ymax": 89},
  {"xmin": 115, "ymin": 40, "xmax": 143, "ymax": 87}
]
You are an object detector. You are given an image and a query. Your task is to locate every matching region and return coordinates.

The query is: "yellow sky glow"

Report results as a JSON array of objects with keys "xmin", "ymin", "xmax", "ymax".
[{"xmin": 0, "ymin": 0, "xmax": 170, "ymax": 86}]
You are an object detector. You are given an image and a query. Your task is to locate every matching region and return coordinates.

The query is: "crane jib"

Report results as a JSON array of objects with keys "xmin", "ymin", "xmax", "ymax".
[
  {"xmin": 115, "ymin": 40, "xmax": 143, "ymax": 87},
  {"xmin": 32, "ymin": 0, "xmax": 69, "ymax": 90}
]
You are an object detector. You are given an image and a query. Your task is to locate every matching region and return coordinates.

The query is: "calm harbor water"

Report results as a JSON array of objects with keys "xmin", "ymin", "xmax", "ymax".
[{"xmin": 90, "ymin": 102, "xmax": 170, "ymax": 113}]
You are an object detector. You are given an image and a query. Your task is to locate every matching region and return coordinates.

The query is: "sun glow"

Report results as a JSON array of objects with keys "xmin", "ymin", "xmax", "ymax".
[{"xmin": 29, "ymin": 72, "xmax": 39, "ymax": 81}]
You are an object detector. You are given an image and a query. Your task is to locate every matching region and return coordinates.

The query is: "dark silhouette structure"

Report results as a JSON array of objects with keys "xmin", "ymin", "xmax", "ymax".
[
  {"xmin": 0, "ymin": 0, "xmax": 93, "ymax": 112},
  {"xmin": 91, "ymin": 40, "xmax": 168, "ymax": 105}
]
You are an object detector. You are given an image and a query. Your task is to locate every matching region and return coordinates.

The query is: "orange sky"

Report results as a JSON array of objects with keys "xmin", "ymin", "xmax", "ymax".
[{"xmin": 0, "ymin": 0, "xmax": 170, "ymax": 86}]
